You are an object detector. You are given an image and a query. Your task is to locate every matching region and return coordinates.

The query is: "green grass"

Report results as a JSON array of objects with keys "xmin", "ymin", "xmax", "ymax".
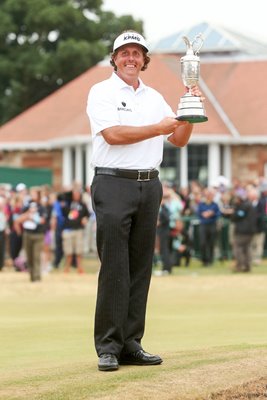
[{"xmin": 1, "ymin": 258, "xmax": 267, "ymax": 399}]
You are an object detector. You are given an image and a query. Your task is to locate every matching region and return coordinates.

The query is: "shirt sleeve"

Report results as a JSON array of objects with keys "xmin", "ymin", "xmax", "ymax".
[{"xmin": 86, "ymin": 85, "xmax": 120, "ymax": 137}]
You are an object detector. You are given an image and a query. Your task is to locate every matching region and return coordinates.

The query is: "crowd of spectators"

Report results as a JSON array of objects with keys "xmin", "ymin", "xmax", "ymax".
[
  {"xmin": 154, "ymin": 176, "xmax": 267, "ymax": 274},
  {"xmin": 1, "ymin": 175, "xmax": 267, "ymax": 279},
  {"xmin": 0, "ymin": 182, "xmax": 96, "ymax": 281}
]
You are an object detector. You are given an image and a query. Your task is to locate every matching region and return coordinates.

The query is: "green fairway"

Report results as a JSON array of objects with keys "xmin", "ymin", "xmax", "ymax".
[{"xmin": 1, "ymin": 259, "xmax": 267, "ymax": 399}]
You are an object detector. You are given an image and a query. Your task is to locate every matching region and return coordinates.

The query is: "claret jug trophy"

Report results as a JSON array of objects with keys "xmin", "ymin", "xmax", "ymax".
[{"xmin": 176, "ymin": 33, "xmax": 208, "ymax": 123}]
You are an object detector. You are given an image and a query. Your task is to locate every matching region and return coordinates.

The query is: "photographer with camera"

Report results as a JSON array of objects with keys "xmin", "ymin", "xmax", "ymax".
[{"xmin": 15, "ymin": 187, "xmax": 48, "ymax": 282}]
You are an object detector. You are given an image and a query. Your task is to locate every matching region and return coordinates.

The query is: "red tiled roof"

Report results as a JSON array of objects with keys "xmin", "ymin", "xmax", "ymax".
[
  {"xmin": 0, "ymin": 65, "xmax": 111, "ymax": 142},
  {"xmin": 0, "ymin": 55, "xmax": 266, "ymax": 144},
  {"xmin": 201, "ymin": 60, "xmax": 267, "ymax": 136}
]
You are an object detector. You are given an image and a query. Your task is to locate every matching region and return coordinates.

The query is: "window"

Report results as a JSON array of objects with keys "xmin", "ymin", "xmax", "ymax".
[
  {"xmin": 161, "ymin": 146, "xmax": 180, "ymax": 185},
  {"xmin": 188, "ymin": 144, "xmax": 208, "ymax": 186},
  {"xmin": 160, "ymin": 144, "xmax": 208, "ymax": 187}
]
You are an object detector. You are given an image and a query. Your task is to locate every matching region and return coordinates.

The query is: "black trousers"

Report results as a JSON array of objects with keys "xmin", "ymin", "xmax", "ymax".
[
  {"xmin": 199, "ymin": 222, "xmax": 217, "ymax": 265},
  {"xmin": 53, "ymin": 227, "xmax": 64, "ymax": 268},
  {"xmin": 91, "ymin": 174, "xmax": 162, "ymax": 357},
  {"xmin": 158, "ymin": 228, "xmax": 172, "ymax": 272},
  {"xmin": 9, "ymin": 231, "xmax": 22, "ymax": 260}
]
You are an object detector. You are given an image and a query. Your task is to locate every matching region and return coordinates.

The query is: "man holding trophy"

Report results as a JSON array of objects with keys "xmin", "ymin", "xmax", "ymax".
[{"xmin": 87, "ymin": 30, "xmax": 207, "ymax": 372}]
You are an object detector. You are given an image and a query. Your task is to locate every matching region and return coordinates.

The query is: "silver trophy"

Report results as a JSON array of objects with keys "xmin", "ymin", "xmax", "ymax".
[{"xmin": 176, "ymin": 34, "xmax": 208, "ymax": 123}]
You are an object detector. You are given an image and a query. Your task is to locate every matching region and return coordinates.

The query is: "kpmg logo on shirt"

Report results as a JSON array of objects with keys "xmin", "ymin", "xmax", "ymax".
[{"xmin": 117, "ymin": 101, "xmax": 132, "ymax": 112}]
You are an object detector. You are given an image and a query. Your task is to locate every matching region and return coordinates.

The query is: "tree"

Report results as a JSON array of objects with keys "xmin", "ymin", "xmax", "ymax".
[{"xmin": 0, "ymin": 0, "xmax": 144, "ymax": 124}]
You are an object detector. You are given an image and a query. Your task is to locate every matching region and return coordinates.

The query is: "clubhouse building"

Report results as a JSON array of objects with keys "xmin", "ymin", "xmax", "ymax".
[{"xmin": 0, "ymin": 22, "xmax": 267, "ymax": 189}]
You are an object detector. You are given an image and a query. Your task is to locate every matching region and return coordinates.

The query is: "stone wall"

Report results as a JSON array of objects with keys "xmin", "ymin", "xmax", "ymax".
[{"xmin": 232, "ymin": 145, "xmax": 267, "ymax": 183}]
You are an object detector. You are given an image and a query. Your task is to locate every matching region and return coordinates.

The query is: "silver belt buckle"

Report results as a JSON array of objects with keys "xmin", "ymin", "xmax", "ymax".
[{"xmin": 137, "ymin": 170, "xmax": 151, "ymax": 181}]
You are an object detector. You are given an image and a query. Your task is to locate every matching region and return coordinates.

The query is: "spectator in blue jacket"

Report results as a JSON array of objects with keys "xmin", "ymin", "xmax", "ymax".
[{"xmin": 197, "ymin": 187, "xmax": 221, "ymax": 266}]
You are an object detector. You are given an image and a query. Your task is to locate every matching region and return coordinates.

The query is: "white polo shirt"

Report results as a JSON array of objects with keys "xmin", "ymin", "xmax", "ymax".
[{"xmin": 86, "ymin": 72, "xmax": 175, "ymax": 169}]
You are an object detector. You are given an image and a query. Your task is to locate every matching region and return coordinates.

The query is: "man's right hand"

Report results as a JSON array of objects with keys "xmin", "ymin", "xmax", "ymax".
[{"xmin": 157, "ymin": 117, "xmax": 181, "ymax": 135}]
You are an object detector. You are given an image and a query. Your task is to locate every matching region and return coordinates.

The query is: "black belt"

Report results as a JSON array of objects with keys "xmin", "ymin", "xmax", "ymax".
[{"xmin": 95, "ymin": 167, "xmax": 159, "ymax": 181}]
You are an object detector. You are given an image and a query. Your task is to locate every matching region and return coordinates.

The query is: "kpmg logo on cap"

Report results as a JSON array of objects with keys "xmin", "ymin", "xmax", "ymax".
[
  {"xmin": 123, "ymin": 33, "xmax": 141, "ymax": 42},
  {"xmin": 113, "ymin": 31, "xmax": 148, "ymax": 52}
]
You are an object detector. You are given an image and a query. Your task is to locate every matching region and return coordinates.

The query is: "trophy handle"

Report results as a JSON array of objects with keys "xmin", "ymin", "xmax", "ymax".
[
  {"xmin": 182, "ymin": 36, "xmax": 193, "ymax": 54},
  {"xmin": 192, "ymin": 33, "xmax": 204, "ymax": 55},
  {"xmin": 182, "ymin": 34, "xmax": 204, "ymax": 55}
]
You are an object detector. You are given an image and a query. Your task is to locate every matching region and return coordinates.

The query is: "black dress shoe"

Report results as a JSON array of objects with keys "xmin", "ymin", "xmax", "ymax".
[
  {"xmin": 98, "ymin": 353, "xmax": 119, "ymax": 371},
  {"xmin": 119, "ymin": 350, "xmax": 162, "ymax": 366}
]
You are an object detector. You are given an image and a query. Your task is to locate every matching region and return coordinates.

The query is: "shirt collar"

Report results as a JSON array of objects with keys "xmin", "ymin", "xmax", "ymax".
[{"xmin": 111, "ymin": 72, "xmax": 146, "ymax": 92}]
